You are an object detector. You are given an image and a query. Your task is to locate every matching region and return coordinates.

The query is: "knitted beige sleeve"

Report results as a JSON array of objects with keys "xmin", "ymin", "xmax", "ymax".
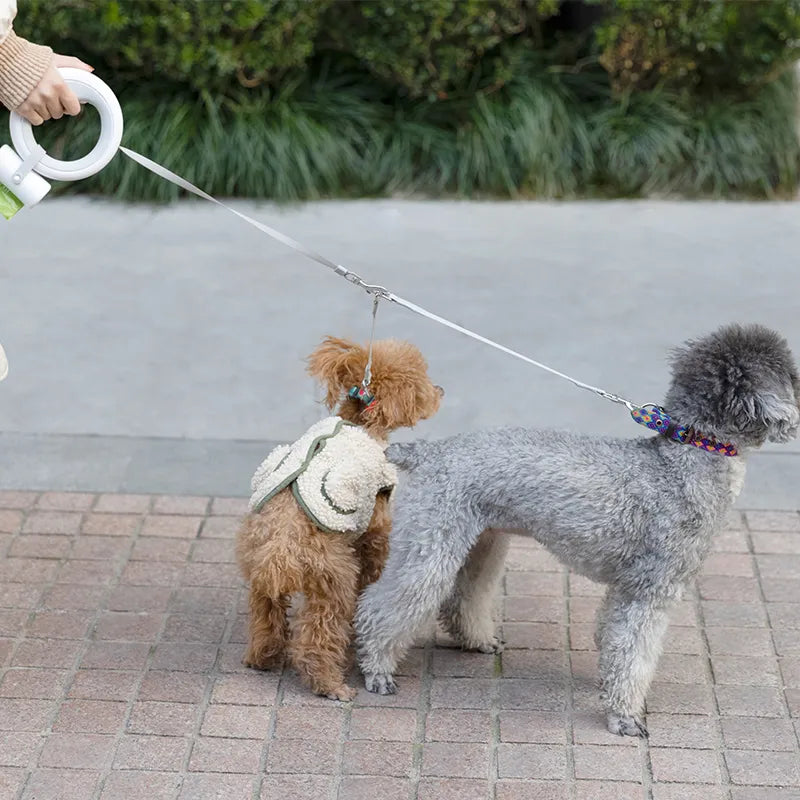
[{"xmin": 0, "ymin": 30, "xmax": 53, "ymax": 111}]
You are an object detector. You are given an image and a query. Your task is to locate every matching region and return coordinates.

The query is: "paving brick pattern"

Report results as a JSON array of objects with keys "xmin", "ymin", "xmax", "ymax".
[{"xmin": 0, "ymin": 492, "xmax": 798, "ymax": 799}]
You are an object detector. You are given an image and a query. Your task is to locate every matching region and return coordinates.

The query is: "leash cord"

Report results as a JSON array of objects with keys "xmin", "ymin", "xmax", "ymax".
[
  {"xmin": 119, "ymin": 147, "xmax": 639, "ymax": 412},
  {"xmin": 362, "ymin": 294, "xmax": 379, "ymax": 390}
]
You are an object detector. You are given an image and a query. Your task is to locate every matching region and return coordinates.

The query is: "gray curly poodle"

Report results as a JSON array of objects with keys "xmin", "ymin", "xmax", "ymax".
[{"xmin": 355, "ymin": 324, "xmax": 800, "ymax": 737}]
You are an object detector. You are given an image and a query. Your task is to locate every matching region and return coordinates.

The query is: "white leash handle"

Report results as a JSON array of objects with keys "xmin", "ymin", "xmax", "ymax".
[
  {"xmin": 1, "ymin": 67, "xmax": 123, "ymax": 211},
  {"xmin": 9, "ymin": 67, "xmax": 123, "ymax": 181}
]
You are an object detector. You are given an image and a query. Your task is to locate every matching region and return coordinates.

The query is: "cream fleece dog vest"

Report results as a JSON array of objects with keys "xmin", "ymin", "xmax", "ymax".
[{"xmin": 249, "ymin": 417, "xmax": 397, "ymax": 535}]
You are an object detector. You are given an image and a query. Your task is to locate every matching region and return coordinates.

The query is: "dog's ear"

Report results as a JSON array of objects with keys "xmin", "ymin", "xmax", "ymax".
[
  {"xmin": 740, "ymin": 352, "xmax": 800, "ymax": 443},
  {"xmin": 369, "ymin": 373, "xmax": 442, "ymax": 430},
  {"xmin": 369, "ymin": 384, "xmax": 417, "ymax": 430},
  {"xmin": 307, "ymin": 337, "xmax": 366, "ymax": 410},
  {"xmin": 755, "ymin": 390, "xmax": 800, "ymax": 443},
  {"xmin": 731, "ymin": 387, "xmax": 800, "ymax": 444}
]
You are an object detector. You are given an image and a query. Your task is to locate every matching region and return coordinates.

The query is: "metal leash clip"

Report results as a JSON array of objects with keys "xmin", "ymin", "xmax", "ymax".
[
  {"xmin": 590, "ymin": 387, "xmax": 638, "ymax": 412},
  {"xmin": 334, "ymin": 267, "xmax": 392, "ymax": 301}
]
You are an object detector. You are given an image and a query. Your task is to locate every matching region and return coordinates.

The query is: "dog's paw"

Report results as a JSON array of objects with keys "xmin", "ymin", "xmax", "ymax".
[
  {"xmin": 606, "ymin": 713, "xmax": 648, "ymax": 738},
  {"xmin": 475, "ymin": 636, "xmax": 505, "ymax": 655},
  {"xmin": 242, "ymin": 653, "xmax": 282, "ymax": 671},
  {"xmin": 325, "ymin": 684, "xmax": 358, "ymax": 702},
  {"xmin": 364, "ymin": 672, "xmax": 397, "ymax": 695}
]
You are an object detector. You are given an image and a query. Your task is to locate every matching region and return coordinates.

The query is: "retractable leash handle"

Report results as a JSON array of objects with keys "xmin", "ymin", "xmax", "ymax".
[{"xmin": 0, "ymin": 67, "xmax": 123, "ymax": 219}]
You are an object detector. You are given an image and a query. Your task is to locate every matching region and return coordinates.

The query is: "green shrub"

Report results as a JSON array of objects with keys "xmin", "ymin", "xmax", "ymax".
[
  {"xmin": 595, "ymin": 0, "xmax": 800, "ymax": 96},
  {"xmin": 10, "ymin": 0, "xmax": 800, "ymax": 199},
  {"xmin": 18, "ymin": 0, "xmax": 800, "ymax": 101},
  {"xmin": 20, "ymin": 0, "xmax": 331, "ymax": 95},
  {"xmin": 589, "ymin": 91, "xmax": 691, "ymax": 194},
  {"xmin": 321, "ymin": 0, "xmax": 561, "ymax": 100}
]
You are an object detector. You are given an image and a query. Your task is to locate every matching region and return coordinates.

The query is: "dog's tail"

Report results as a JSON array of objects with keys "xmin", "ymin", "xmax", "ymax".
[{"xmin": 387, "ymin": 441, "xmax": 434, "ymax": 470}]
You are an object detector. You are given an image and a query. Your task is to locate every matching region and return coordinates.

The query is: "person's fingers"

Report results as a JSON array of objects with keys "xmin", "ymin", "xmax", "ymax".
[
  {"xmin": 52, "ymin": 54, "xmax": 94, "ymax": 72},
  {"xmin": 38, "ymin": 67, "xmax": 66, "ymax": 120},
  {"xmin": 36, "ymin": 101, "xmax": 51, "ymax": 122},
  {"xmin": 16, "ymin": 103, "xmax": 44, "ymax": 125},
  {"xmin": 44, "ymin": 89, "xmax": 64, "ymax": 120},
  {"xmin": 49, "ymin": 60, "xmax": 86, "ymax": 116},
  {"xmin": 14, "ymin": 58, "xmax": 89, "ymax": 125},
  {"xmin": 58, "ymin": 85, "xmax": 81, "ymax": 116},
  {"xmin": 22, "ymin": 93, "xmax": 52, "ymax": 123}
]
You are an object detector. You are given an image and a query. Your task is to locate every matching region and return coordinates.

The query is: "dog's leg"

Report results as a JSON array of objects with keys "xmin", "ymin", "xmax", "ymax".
[
  {"xmin": 356, "ymin": 493, "xmax": 392, "ymax": 592},
  {"xmin": 356, "ymin": 528, "xmax": 390, "ymax": 593},
  {"xmin": 356, "ymin": 525, "xmax": 479, "ymax": 695},
  {"xmin": 288, "ymin": 548, "xmax": 360, "ymax": 702},
  {"xmin": 593, "ymin": 586, "xmax": 615, "ymax": 650},
  {"xmin": 243, "ymin": 588, "xmax": 290, "ymax": 670},
  {"xmin": 439, "ymin": 529, "xmax": 508, "ymax": 654},
  {"xmin": 237, "ymin": 497, "xmax": 302, "ymax": 672},
  {"xmin": 596, "ymin": 590, "xmax": 670, "ymax": 738}
]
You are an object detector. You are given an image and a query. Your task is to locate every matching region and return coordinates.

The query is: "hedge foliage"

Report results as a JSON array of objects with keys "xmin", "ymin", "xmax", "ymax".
[
  {"xmin": 596, "ymin": 0, "xmax": 800, "ymax": 94},
  {"xmin": 12, "ymin": 0, "xmax": 800, "ymax": 199},
  {"xmin": 22, "ymin": 0, "xmax": 333, "ymax": 94},
  {"xmin": 322, "ymin": 0, "xmax": 559, "ymax": 100}
]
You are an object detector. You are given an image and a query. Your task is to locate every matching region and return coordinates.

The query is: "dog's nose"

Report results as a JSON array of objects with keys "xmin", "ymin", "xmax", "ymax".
[{"xmin": 435, "ymin": 385, "xmax": 445, "ymax": 398}]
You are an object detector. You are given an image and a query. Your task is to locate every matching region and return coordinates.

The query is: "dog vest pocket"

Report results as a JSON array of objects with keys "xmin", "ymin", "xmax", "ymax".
[{"xmin": 249, "ymin": 416, "xmax": 397, "ymax": 534}]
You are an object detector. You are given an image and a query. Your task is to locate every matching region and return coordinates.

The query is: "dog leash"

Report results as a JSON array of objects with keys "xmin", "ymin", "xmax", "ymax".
[
  {"xmin": 1, "ymin": 68, "xmax": 641, "ymax": 409},
  {"xmin": 348, "ymin": 294, "xmax": 380, "ymax": 409},
  {"xmin": 117, "ymin": 146, "xmax": 643, "ymax": 413},
  {"xmin": 113, "ymin": 154, "xmax": 741, "ymax": 456},
  {"xmin": 119, "ymin": 157, "xmax": 745, "ymax": 458}
]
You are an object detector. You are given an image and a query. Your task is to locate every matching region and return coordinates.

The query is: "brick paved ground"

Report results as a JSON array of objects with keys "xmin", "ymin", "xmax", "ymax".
[{"xmin": 0, "ymin": 492, "xmax": 798, "ymax": 799}]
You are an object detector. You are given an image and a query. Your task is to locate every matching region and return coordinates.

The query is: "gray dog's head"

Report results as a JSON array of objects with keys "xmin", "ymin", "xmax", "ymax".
[{"xmin": 664, "ymin": 324, "xmax": 800, "ymax": 449}]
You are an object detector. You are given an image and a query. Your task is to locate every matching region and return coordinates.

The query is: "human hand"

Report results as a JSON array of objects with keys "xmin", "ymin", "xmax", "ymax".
[{"xmin": 15, "ymin": 54, "xmax": 93, "ymax": 126}]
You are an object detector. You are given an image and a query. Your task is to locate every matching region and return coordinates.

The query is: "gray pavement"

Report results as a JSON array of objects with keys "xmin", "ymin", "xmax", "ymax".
[{"xmin": 1, "ymin": 197, "xmax": 799, "ymax": 507}]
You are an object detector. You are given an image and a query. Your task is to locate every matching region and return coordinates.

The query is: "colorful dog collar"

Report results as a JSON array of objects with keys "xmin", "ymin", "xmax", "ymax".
[
  {"xmin": 349, "ymin": 384, "xmax": 376, "ymax": 411},
  {"xmin": 631, "ymin": 405, "xmax": 738, "ymax": 457}
]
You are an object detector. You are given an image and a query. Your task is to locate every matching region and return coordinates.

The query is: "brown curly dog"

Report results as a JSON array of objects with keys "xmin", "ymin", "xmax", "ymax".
[{"xmin": 236, "ymin": 336, "xmax": 442, "ymax": 700}]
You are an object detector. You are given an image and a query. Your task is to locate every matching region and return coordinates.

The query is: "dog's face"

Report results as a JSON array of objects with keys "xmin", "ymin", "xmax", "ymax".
[
  {"xmin": 666, "ymin": 324, "xmax": 800, "ymax": 447},
  {"xmin": 307, "ymin": 336, "xmax": 442, "ymax": 434}
]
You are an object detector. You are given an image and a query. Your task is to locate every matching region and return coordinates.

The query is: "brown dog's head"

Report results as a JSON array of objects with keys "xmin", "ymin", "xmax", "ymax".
[{"xmin": 307, "ymin": 336, "xmax": 442, "ymax": 436}]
